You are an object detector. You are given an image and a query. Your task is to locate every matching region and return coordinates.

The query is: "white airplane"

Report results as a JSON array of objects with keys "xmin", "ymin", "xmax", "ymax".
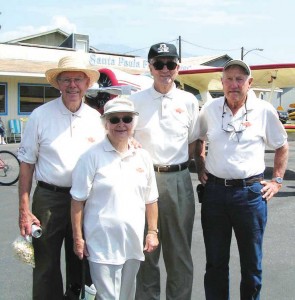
[
  {"xmin": 177, "ymin": 63, "xmax": 295, "ymax": 104},
  {"xmin": 177, "ymin": 63, "xmax": 295, "ymax": 132}
]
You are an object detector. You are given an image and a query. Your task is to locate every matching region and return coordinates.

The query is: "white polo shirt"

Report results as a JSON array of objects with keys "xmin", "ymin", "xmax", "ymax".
[
  {"xmin": 18, "ymin": 97, "xmax": 104, "ymax": 187},
  {"xmin": 196, "ymin": 92, "xmax": 288, "ymax": 179},
  {"xmin": 130, "ymin": 84, "xmax": 199, "ymax": 165},
  {"xmin": 71, "ymin": 137, "xmax": 159, "ymax": 265}
]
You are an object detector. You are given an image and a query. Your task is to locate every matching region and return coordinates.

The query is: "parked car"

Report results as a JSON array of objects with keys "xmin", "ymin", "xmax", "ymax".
[{"xmin": 277, "ymin": 110, "xmax": 289, "ymax": 124}]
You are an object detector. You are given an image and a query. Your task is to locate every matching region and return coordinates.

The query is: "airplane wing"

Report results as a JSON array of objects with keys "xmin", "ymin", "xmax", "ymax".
[
  {"xmin": 177, "ymin": 63, "xmax": 295, "ymax": 103},
  {"xmin": 250, "ymin": 63, "xmax": 295, "ymax": 89}
]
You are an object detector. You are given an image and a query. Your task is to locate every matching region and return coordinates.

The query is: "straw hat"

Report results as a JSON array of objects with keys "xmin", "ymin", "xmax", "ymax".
[
  {"xmin": 45, "ymin": 55, "xmax": 100, "ymax": 89},
  {"xmin": 101, "ymin": 97, "xmax": 139, "ymax": 117}
]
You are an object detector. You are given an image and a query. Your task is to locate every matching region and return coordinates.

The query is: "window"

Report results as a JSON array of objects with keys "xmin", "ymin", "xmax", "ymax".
[
  {"xmin": 0, "ymin": 83, "xmax": 7, "ymax": 114},
  {"xmin": 19, "ymin": 84, "xmax": 60, "ymax": 113},
  {"xmin": 76, "ymin": 39, "xmax": 88, "ymax": 52}
]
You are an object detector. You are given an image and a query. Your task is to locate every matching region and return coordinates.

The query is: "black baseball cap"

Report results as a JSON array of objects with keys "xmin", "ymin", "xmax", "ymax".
[{"xmin": 148, "ymin": 43, "xmax": 179, "ymax": 61}]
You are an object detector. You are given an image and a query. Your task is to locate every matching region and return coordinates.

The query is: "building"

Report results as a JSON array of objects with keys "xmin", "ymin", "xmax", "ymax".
[{"xmin": 0, "ymin": 29, "xmax": 230, "ymax": 142}]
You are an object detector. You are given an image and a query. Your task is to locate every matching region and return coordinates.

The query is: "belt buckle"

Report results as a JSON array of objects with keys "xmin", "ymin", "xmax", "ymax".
[
  {"xmin": 224, "ymin": 179, "xmax": 232, "ymax": 187},
  {"xmin": 162, "ymin": 165, "xmax": 169, "ymax": 172},
  {"xmin": 157, "ymin": 165, "xmax": 168, "ymax": 172}
]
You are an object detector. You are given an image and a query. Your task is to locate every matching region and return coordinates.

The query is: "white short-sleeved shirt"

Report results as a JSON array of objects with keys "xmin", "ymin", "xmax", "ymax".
[
  {"xmin": 18, "ymin": 97, "xmax": 104, "ymax": 187},
  {"xmin": 130, "ymin": 84, "xmax": 199, "ymax": 165},
  {"xmin": 196, "ymin": 92, "xmax": 288, "ymax": 179},
  {"xmin": 70, "ymin": 137, "xmax": 159, "ymax": 265}
]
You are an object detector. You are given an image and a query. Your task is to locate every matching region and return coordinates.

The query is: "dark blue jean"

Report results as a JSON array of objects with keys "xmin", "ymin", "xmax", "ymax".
[{"xmin": 201, "ymin": 181, "xmax": 267, "ymax": 300}]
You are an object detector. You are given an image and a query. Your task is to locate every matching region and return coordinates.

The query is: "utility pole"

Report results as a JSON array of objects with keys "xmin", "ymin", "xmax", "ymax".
[
  {"xmin": 178, "ymin": 36, "xmax": 182, "ymax": 63},
  {"xmin": 241, "ymin": 47, "xmax": 244, "ymax": 60}
]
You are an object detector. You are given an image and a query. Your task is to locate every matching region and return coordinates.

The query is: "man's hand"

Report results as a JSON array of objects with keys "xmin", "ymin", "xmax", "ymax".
[
  {"xmin": 260, "ymin": 180, "xmax": 282, "ymax": 201},
  {"xmin": 19, "ymin": 209, "xmax": 40, "ymax": 237},
  {"xmin": 144, "ymin": 233, "xmax": 159, "ymax": 253},
  {"xmin": 129, "ymin": 137, "xmax": 142, "ymax": 149}
]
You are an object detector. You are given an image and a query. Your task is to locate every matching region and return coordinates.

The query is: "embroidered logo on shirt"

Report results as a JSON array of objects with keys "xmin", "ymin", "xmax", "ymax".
[
  {"xmin": 88, "ymin": 137, "xmax": 95, "ymax": 143},
  {"xmin": 18, "ymin": 146, "xmax": 26, "ymax": 155},
  {"xmin": 242, "ymin": 121, "xmax": 252, "ymax": 127},
  {"xmin": 175, "ymin": 107, "xmax": 184, "ymax": 113},
  {"xmin": 136, "ymin": 168, "xmax": 144, "ymax": 173}
]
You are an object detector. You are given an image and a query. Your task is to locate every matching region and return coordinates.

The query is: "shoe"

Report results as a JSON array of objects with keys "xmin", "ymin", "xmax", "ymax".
[{"xmin": 1, "ymin": 141, "xmax": 6, "ymax": 145}]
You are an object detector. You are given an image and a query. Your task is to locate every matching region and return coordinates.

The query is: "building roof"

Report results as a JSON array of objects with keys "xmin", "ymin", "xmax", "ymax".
[{"xmin": 5, "ymin": 28, "xmax": 69, "ymax": 44}]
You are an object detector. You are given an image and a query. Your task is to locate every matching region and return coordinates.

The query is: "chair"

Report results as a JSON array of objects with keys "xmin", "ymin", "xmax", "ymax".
[{"xmin": 8, "ymin": 119, "xmax": 22, "ymax": 143}]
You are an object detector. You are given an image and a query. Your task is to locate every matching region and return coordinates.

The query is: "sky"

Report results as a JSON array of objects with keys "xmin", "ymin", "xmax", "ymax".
[{"xmin": 0, "ymin": 0, "xmax": 294, "ymax": 66}]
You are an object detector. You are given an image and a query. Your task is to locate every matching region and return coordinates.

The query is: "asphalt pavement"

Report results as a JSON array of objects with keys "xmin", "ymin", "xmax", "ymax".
[{"xmin": 0, "ymin": 135, "xmax": 294, "ymax": 299}]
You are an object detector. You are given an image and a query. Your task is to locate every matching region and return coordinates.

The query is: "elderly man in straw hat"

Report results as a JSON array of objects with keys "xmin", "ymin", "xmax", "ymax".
[{"xmin": 18, "ymin": 55, "xmax": 104, "ymax": 300}]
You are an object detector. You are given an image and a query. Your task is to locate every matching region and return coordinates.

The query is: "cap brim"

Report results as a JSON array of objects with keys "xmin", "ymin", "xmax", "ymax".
[
  {"xmin": 223, "ymin": 60, "xmax": 251, "ymax": 75},
  {"xmin": 101, "ymin": 110, "xmax": 139, "ymax": 117}
]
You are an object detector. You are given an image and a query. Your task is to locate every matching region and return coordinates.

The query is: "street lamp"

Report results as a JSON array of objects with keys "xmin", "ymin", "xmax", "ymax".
[{"xmin": 241, "ymin": 47, "xmax": 263, "ymax": 60}]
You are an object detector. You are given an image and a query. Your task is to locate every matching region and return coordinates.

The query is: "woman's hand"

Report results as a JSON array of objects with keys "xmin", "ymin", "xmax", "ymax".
[{"xmin": 73, "ymin": 238, "xmax": 89, "ymax": 260}]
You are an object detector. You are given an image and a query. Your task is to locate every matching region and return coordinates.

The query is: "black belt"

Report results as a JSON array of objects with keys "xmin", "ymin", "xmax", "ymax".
[
  {"xmin": 38, "ymin": 181, "xmax": 71, "ymax": 193},
  {"xmin": 207, "ymin": 173, "xmax": 263, "ymax": 187},
  {"xmin": 154, "ymin": 162, "xmax": 188, "ymax": 173}
]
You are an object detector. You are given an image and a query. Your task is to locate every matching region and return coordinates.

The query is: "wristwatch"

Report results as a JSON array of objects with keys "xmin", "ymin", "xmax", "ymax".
[
  {"xmin": 147, "ymin": 229, "xmax": 159, "ymax": 235},
  {"xmin": 272, "ymin": 177, "xmax": 283, "ymax": 184}
]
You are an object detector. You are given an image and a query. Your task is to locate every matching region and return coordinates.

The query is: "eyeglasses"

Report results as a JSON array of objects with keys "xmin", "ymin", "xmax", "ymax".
[
  {"xmin": 152, "ymin": 61, "xmax": 178, "ymax": 71},
  {"xmin": 222, "ymin": 100, "xmax": 248, "ymax": 142},
  {"xmin": 58, "ymin": 77, "xmax": 86, "ymax": 85},
  {"xmin": 108, "ymin": 116, "xmax": 133, "ymax": 124}
]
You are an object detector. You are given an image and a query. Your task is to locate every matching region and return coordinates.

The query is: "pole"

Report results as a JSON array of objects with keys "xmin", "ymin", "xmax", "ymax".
[
  {"xmin": 241, "ymin": 47, "xmax": 244, "ymax": 60},
  {"xmin": 178, "ymin": 35, "xmax": 182, "ymax": 63}
]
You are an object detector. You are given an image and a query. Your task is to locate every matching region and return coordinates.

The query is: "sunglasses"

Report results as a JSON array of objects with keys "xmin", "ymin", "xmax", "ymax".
[
  {"xmin": 221, "ymin": 100, "xmax": 248, "ymax": 142},
  {"xmin": 108, "ymin": 116, "xmax": 133, "ymax": 124},
  {"xmin": 152, "ymin": 61, "xmax": 178, "ymax": 71}
]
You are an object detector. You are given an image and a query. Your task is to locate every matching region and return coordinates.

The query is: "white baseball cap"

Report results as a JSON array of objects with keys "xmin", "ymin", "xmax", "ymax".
[{"xmin": 101, "ymin": 97, "xmax": 139, "ymax": 117}]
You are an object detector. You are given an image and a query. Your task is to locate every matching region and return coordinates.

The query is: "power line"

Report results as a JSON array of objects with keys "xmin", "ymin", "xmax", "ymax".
[
  {"xmin": 122, "ymin": 37, "xmax": 240, "ymax": 56},
  {"xmin": 122, "ymin": 39, "xmax": 178, "ymax": 55},
  {"xmin": 181, "ymin": 39, "xmax": 239, "ymax": 52}
]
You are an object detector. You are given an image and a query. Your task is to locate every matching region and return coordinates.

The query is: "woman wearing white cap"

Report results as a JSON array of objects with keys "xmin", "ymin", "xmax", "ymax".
[{"xmin": 71, "ymin": 97, "xmax": 159, "ymax": 300}]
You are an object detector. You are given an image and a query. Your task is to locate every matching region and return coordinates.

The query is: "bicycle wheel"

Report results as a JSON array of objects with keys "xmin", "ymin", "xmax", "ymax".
[{"xmin": 0, "ymin": 150, "xmax": 20, "ymax": 186}]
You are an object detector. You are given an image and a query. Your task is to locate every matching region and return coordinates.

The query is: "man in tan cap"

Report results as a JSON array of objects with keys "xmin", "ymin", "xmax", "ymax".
[
  {"xmin": 195, "ymin": 59, "xmax": 288, "ymax": 300},
  {"xmin": 18, "ymin": 55, "xmax": 104, "ymax": 300}
]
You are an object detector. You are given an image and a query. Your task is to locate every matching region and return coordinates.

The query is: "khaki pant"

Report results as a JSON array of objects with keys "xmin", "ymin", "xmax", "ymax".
[
  {"xmin": 135, "ymin": 169, "xmax": 195, "ymax": 300},
  {"xmin": 32, "ymin": 185, "xmax": 84, "ymax": 300}
]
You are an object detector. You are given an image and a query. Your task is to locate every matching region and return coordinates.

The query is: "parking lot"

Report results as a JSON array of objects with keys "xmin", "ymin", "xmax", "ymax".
[{"xmin": 0, "ymin": 135, "xmax": 294, "ymax": 299}]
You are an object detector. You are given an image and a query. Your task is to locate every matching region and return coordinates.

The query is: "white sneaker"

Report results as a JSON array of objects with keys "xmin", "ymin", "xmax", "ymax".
[{"xmin": 1, "ymin": 141, "xmax": 6, "ymax": 144}]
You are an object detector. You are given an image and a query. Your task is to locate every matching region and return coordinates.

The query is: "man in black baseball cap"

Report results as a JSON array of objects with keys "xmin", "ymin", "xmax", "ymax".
[
  {"xmin": 131, "ymin": 42, "xmax": 199, "ymax": 300},
  {"xmin": 148, "ymin": 42, "xmax": 179, "ymax": 61}
]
